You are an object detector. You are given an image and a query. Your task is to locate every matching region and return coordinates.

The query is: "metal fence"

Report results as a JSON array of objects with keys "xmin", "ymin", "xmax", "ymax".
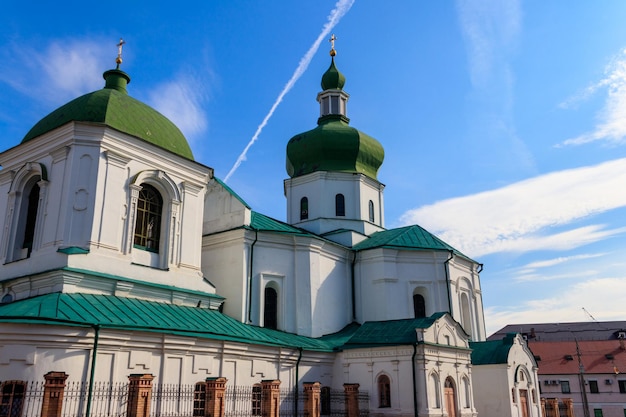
[{"xmin": 1, "ymin": 381, "xmax": 368, "ymax": 417}]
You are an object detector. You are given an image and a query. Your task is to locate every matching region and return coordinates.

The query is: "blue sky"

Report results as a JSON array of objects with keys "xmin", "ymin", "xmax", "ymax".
[{"xmin": 1, "ymin": 1, "xmax": 625, "ymax": 334}]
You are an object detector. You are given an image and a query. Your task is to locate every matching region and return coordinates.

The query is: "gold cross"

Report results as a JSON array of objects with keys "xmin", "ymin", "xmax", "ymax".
[
  {"xmin": 329, "ymin": 34, "xmax": 337, "ymax": 56},
  {"xmin": 116, "ymin": 38, "xmax": 126, "ymax": 67}
]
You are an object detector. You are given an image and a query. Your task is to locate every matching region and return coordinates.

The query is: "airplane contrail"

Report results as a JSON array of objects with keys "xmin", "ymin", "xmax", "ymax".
[{"xmin": 223, "ymin": 0, "xmax": 355, "ymax": 183}]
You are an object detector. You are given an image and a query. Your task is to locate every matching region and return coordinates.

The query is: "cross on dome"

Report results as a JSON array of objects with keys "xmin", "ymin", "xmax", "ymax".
[
  {"xmin": 116, "ymin": 38, "xmax": 126, "ymax": 68},
  {"xmin": 329, "ymin": 34, "xmax": 337, "ymax": 57}
]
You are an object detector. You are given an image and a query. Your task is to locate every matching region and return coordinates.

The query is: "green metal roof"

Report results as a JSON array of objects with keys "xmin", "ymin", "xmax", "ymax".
[
  {"xmin": 0, "ymin": 293, "xmax": 336, "ymax": 352},
  {"xmin": 352, "ymin": 224, "xmax": 475, "ymax": 262},
  {"xmin": 341, "ymin": 313, "xmax": 447, "ymax": 348},
  {"xmin": 250, "ymin": 212, "xmax": 314, "ymax": 236},
  {"xmin": 321, "ymin": 57, "xmax": 346, "ymax": 90},
  {"xmin": 22, "ymin": 69, "xmax": 194, "ymax": 160},
  {"xmin": 469, "ymin": 333, "xmax": 517, "ymax": 365}
]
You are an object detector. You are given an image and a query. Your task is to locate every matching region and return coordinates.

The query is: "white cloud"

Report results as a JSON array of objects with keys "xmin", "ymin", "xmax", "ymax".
[
  {"xmin": 0, "ymin": 38, "xmax": 110, "ymax": 104},
  {"xmin": 485, "ymin": 277, "xmax": 626, "ymax": 334},
  {"xmin": 148, "ymin": 74, "xmax": 209, "ymax": 141},
  {"xmin": 521, "ymin": 252, "xmax": 608, "ymax": 270},
  {"xmin": 399, "ymin": 158, "xmax": 626, "ymax": 257},
  {"xmin": 560, "ymin": 48, "xmax": 626, "ymax": 147}
]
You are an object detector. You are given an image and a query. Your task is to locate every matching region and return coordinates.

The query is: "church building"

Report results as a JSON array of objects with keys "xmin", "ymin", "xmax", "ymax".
[{"xmin": 0, "ymin": 40, "xmax": 540, "ymax": 417}]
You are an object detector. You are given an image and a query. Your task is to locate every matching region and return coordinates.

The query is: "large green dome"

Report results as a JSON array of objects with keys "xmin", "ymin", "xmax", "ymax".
[
  {"xmin": 22, "ymin": 69, "xmax": 194, "ymax": 160},
  {"xmin": 286, "ymin": 115, "xmax": 384, "ymax": 179}
]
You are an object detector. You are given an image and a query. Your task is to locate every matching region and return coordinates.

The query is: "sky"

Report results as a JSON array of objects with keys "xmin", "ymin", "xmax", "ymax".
[{"xmin": 1, "ymin": 1, "xmax": 625, "ymax": 335}]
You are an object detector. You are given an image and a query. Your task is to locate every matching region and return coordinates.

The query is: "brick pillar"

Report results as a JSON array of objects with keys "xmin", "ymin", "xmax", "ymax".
[
  {"xmin": 127, "ymin": 374, "xmax": 154, "ymax": 417},
  {"xmin": 540, "ymin": 398, "xmax": 546, "ymax": 417},
  {"xmin": 562, "ymin": 398, "xmax": 574, "ymax": 417},
  {"xmin": 205, "ymin": 377, "xmax": 227, "ymax": 417},
  {"xmin": 343, "ymin": 383, "xmax": 360, "ymax": 417},
  {"xmin": 40, "ymin": 372, "xmax": 69, "ymax": 417},
  {"xmin": 303, "ymin": 382, "xmax": 321, "ymax": 417},
  {"xmin": 547, "ymin": 398, "xmax": 559, "ymax": 417},
  {"xmin": 261, "ymin": 380, "xmax": 281, "ymax": 417}
]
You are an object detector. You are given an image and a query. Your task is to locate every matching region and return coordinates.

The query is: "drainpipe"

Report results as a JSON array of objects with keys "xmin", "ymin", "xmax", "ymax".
[
  {"xmin": 444, "ymin": 251, "xmax": 453, "ymax": 314},
  {"xmin": 351, "ymin": 251, "xmax": 357, "ymax": 321},
  {"xmin": 85, "ymin": 324, "xmax": 100, "ymax": 417},
  {"xmin": 412, "ymin": 343, "xmax": 419, "ymax": 417},
  {"xmin": 294, "ymin": 347, "xmax": 303, "ymax": 417},
  {"xmin": 247, "ymin": 230, "xmax": 258, "ymax": 323}
]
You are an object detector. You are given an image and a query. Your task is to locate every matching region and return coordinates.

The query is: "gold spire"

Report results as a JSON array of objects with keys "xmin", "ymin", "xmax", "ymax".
[
  {"xmin": 329, "ymin": 34, "xmax": 337, "ymax": 57},
  {"xmin": 116, "ymin": 38, "xmax": 126, "ymax": 68}
]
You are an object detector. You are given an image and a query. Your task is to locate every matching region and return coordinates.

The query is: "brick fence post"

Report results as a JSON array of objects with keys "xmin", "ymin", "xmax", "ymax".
[
  {"xmin": 303, "ymin": 382, "xmax": 321, "ymax": 417},
  {"xmin": 343, "ymin": 383, "xmax": 360, "ymax": 417},
  {"xmin": 540, "ymin": 398, "xmax": 546, "ymax": 417},
  {"xmin": 40, "ymin": 371, "xmax": 68, "ymax": 417},
  {"xmin": 127, "ymin": 374, "xmax": 154, "ymax": 417},
  {"xmin": 261, "ymin": 380, "xmax": 281, "ymax": 417},
  {"xmin": 547, "ymin": 398, "xmax": 559, "ymax": 417},
  {"xmin": 205, "ymin": 377, "xmax": 227, "ymax": 417}
]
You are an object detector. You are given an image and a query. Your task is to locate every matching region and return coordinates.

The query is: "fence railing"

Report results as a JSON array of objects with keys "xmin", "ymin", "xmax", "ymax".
[{"xmin": 1, "ymin": 381, "xmax": 369, "ymax": 417}]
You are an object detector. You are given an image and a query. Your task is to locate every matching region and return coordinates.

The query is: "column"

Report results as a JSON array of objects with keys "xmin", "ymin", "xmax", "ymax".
[
  {"xmin": 205, "ymin": 377, "xmax": 227, "ymax": 417},
  {"xmin": 261, "ymin": 380, "xmax": 281, "ymax": 417},
  {"xmin": 343, "ymin": 383, "xmax": 360, "ymax": 417},
  {"xmin": 127, "ymin": 374, "xmax": 154, "ymax": 417},
  {"xmin": 303, "ymin": 382, "xmax": 321, "ymax": 417},
  {"xmin": 40, "ymin": 372, "xmax": 68, "ymax": 417}
]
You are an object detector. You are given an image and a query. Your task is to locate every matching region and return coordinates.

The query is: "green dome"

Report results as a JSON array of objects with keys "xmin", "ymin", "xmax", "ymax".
[
  {"xmin": 286, "ymin": 115, "xmax": 384, "ymax": 180},
  {"xmin": 321, "ymin": 57, "xmax": 345, "ymax": 90},
  {"xmin": 22, "ymin": 69, "xmax": 194, "ymax": 160}
]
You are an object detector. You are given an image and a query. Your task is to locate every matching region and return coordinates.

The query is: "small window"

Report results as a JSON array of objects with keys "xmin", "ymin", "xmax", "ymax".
[
  {"xmin": 594, "ymin": 409, "xmax": 603, "ymax": 417},
  {"xmin": 335, "ymin": 194, "xmax": 345, "ymax": 217},
  {"xmin": 368, "ymin": 200, "xmax": 375, "ymax": 222},
  {"xmin": 134, "ymin": 184, "xmax": 162, "ymax": 252},
  {"xmin": 264, "ymin": 287, "xmax": 278, "ymax": 330},
  {"xmin": 619, "ymin": 380, "xmax": 626, "ymax": 394},
  {"xmin": 193, "ymin": 382, "xmax": 206, "ymax": 416},
  {"xmin": 21, "ymin": 184, "xmax": 40, "ymax": 257},
  {"xmin": 0, "ymin": 381, "xmax": 26, "ymax": 417},
  {"xmin": 413, "ymin": 294, "xmax": 426, "ymax": 318},
  {"xmin": 589, "ymin": 380, "xmax": 599, "ymax": 394},
  {"xmin": 378, "ymin": 375, "xmax": 391, "ymax": 408},
  {"xmin": 561, "ymin": 380, "xmax": 571, "ymax": 394},
  {"xmin": 300, "ymin": 197, "xmax": 309, "ymax": 220},
  {"xmin": 252, "ymin": 384, "xmax": 262, "ymax": 417}
]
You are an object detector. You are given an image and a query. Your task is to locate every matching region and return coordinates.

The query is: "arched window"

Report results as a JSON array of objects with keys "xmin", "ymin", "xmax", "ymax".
[
  {"xmin": 0, "ymin": 381, "xmax": 26, "ymax": 417},
  {"xmin": 413, "ymin": 294, "xmax": 426, "ymax": 318},
  {"xmin": 378, "ymin": 375, "xmax": 391, "ymax": 408},
  {"xmin": 430, "ymin": 373, "xmax": 441, "ymax": 408},
  {"xmin": 264, "ymin": 287, "xmax": 278, "ymax": 330},
  {"xmin": 335, "ymin": 194, "xmax": 345, "ymax": 217},
  {"xmin": 368, "ymin": 200, "xmax": 375, "ymax": 222},
  {"xmin": 460, "ymin": 293, "xmax": 473, "ymax": 339},
  {"xmin": 463, "ymin": 377, "xmax": 471, "ymax": 408},
  {"xmin": 134, "ymin": 184, "xmax": 163, "ymax": 252},
  {"xmin": 300, "ymin": 197, "xmax": 309, "ymax": 220},
  {"xmin": 21, "ymin": 183, "xmax": 40, "ymax": 257},
  {"xmin": 193, "ymin": 382, "xmax": 206, "ymax": 416}
]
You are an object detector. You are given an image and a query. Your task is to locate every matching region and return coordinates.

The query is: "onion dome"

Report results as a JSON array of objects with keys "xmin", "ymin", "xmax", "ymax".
[
  {"xmin": 22, "ymin": 46, "xmax": 193, "ymax": 160},
  {"xmin": 286, "ymin": 46, "xmax": 384, "ymax": 180}
]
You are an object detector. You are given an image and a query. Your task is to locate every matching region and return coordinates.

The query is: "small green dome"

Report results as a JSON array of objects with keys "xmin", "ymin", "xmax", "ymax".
[
  {"xmin": 22, "ymin": 69, "xmax": 194, "ymax": 160},
  {"xmin": 321, "ymin": 57, "xmax": 345, "ymax": 90},
  {"xmin": 286, "ymin": 115, "xmax": 384, "ymax": 180}
]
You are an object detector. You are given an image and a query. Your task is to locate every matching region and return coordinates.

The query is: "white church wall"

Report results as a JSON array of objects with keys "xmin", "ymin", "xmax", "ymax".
[{"xmin": 447, "ymin": 257, "xmax": 486, "ymax": 342}]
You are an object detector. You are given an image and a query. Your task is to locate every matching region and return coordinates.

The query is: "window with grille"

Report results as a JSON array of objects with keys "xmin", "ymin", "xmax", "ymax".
[
  {"xmin": 560, "ymin": 381, "xmax": 570, "ymax": 394},
  {"xmin": 368, "ymin": 200, "xmax": 375, "ymax": 222},
  {"xmin": 0, "ymin": 381, "xmax": 26, "ymax": 417},
  {"xmin": 589, "ymin": 380, "xmax": 599, "ymax": 394},
  {"xmin": 252, "ymin": 385, "xmax": 262, "ymax": 416},
  {"xmin": 378, "ymin": 375, "xmax": 391, "ymax": 408},
  {"xmin": 321, "ymin": 387, "xmax": 331, "ymax": 415},
  {"xmin": 193, "ymin": 382, "xmax": 206, "ymax": 416},
  {"xmin": 134, "ymin": 184, "xmax": 162, "ymax": 252}
]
